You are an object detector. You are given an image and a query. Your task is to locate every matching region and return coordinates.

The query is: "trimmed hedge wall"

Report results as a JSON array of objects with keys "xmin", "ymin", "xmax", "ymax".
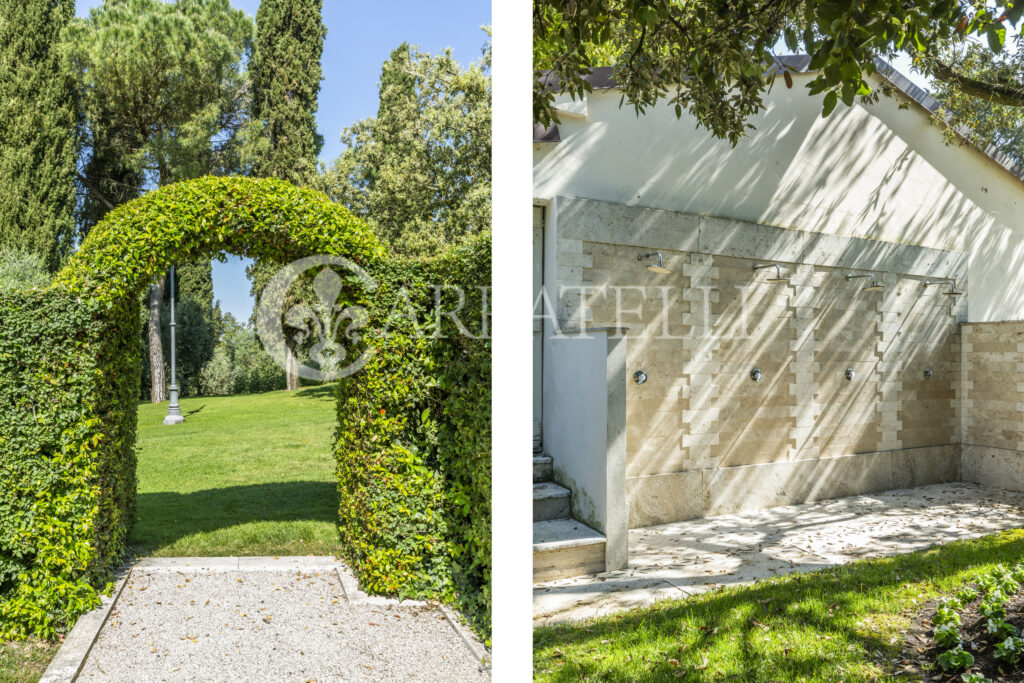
[
  {"xmin": 0, "ymin": 291, "xmax": 140, "ymax": 639},
  {"xmin": 336, "ymin": 235, "xmax": 491, "ymax": 639},
  {"xmin": 0, "ymin": 176, "xmax": 491, "ymax": 642}
]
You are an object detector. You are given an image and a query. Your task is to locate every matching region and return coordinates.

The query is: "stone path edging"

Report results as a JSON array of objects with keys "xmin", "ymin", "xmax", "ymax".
[
  {"xmin": 38, "ymin": 567, "xmax": 131, "ymax": 683},
  {"xmin": 40, "ymin": 556, "xmax": 489, "ymax": 681}
]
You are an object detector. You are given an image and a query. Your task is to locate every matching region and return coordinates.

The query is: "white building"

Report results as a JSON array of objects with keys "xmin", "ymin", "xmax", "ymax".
[{"xmin": 532, "ymin": 57, "xmax": 1024, "ymax": 581}]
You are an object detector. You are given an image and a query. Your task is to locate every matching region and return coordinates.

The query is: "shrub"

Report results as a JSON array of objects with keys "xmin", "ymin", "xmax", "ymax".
[
  {"xmin": 0, "ymin": 290, "xmax": 139, "ymax": 638},
  {"xmin": 934, "ymin": 604, "xmax": 962, "ymax": 627},
  {"xmin": 197, "ymin": 345, "xmax": 235, "ymax": 395},
  {"xmin": 937, "ymin": 646, "xmax": 975, "ymax": 672},
  {"xmin": 934, "ymin": 623, "xmax": 962, "ymax": 648},
  {"xmin": 228, "ymin": 326, "xmax": 285, "ymax": 394},
  {"xmin": 335, "ymin": 235, "xmax": 491, "ymax": 640}
]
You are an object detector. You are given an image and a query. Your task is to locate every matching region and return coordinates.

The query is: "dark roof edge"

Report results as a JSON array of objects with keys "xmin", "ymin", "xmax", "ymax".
[{"xmin": 534, "ymin": 57, "xmax": 1024, "ymax": 185}]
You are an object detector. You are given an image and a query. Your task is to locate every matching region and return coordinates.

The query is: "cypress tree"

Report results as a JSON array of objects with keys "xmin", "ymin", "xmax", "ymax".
[
  {"xmin": 247, "ymin": 0, "xmax": 326, "ymax": 390},
  {"xmin": 249, "ymin": 0, "xmax": 326, "ymax": 183},
  {"xmin": 0, "ymin": 0, "xmax": 78, "ymax": 271}
]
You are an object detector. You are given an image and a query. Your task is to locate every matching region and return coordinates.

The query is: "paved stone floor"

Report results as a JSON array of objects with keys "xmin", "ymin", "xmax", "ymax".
[
  {"xmin": 534, "ymin": 482, "xmax": 1024, "ymax": 624},
  {"xmin": 77, "ymin": 559, "xmax": 488, "ymax": 682}
]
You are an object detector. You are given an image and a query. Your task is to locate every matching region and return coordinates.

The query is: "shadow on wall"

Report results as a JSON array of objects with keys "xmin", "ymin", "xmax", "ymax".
[
  {"xmin": 537, "ymin": 80, "xmax": 1024, "ymax": 321},
  {"xmin": 130, "ymin": 480, "xmax": 338, "ymax": 552},
  {"xmin": 564, "ymin": 209, "xmax": 962, "ymax": 521}
]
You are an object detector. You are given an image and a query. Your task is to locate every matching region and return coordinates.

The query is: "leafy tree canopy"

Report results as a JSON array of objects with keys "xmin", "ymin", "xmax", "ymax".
[
  {"xmin": 317, "ymin": 33, "xmax": 492, "ymax": 257},
  {"xmin": 929, "ymin": 38, "xmax": 1024, "ymax": 165},
  {"xmin": 65, "ymin": 0, "xmax": 253, "ymax": 190},
  {"xmin": 534, "ymin": 1, "xmax": 1024, "ymax": 144}
]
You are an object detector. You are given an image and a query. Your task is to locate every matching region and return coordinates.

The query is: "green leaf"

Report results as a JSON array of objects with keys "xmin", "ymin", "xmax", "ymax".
[
  {"xmin": 822, "ymin": 91, "xmax": 838, "ymax": 117},
  {"xmin": 987, "ymin": 24, "xmax": 1007, "ymax": 52}
]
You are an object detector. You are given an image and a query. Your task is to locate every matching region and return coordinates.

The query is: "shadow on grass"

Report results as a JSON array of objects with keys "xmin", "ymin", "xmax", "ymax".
[
  {"xmin": 295, "ymin": 384, "xmax": 337, "ymax": 400},
  {"xmin": 131, "ymin": 480, "xmax": 338, "ymax": 552},
  {"xmin": 534, "ymin": 530, "xmax": 1024, "ymax": 682}
]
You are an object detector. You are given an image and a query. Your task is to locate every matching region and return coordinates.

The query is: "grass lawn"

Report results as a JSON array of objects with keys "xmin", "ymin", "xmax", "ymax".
[
  {"xmin": 0, "ymin": 639, "xmax": 60, "ymax": 682},
  {"xmin": 534, "ymin": 529, "xmax": 1024, "ymax": 682},
  {"xmin": 132, "ymin": 385, "xmax": 340, "ymax": 557}
]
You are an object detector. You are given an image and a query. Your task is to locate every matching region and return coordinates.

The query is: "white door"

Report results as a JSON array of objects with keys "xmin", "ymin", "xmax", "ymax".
[{"xmin": 532, "ymin": 207, "xmax": 544, "ymax": 453}]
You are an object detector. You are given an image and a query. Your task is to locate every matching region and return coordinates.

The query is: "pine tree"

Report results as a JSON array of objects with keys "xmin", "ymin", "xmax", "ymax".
[
  {"xmin": 246, "ymin": 0, "xmax": 326, "ymax": 391},
  {"xmin": 65, "ymin": 0, "xmax": 252, "ymax": 403},
  {"xmin": 0, "ymin": 0, "xmax": 78, "ymax": 271}
]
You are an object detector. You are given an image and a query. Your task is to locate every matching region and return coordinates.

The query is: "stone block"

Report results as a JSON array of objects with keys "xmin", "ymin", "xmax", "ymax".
[{"xmin": 627, "ymin": 471, "xmax": 704, "ymax": 527}]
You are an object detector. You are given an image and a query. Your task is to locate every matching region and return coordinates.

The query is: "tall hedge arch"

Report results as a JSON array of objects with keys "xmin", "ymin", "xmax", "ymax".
[
  {"xmin": 55, "ymin": 176, "xmax": 384, "ymax": 299},
  {"xmin": 0, "ymin": 175, "xmax": 491, "ymax": 640}
]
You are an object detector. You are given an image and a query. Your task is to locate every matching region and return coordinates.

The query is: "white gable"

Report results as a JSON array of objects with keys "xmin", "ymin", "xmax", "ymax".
[{"xmin": 534, "ymin": 71, "xmax": 1024, "ymax": 321}]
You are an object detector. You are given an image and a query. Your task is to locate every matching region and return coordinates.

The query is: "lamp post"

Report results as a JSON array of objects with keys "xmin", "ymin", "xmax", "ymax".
[{"xmin": 163, "ymin": 265, "xmax": 185, "ymax": 426}]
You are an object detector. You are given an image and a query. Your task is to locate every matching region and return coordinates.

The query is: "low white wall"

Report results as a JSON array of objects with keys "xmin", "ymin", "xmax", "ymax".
[{"xmin": 543, "ymin": 330, "xmax": 627, "ymax": 571}]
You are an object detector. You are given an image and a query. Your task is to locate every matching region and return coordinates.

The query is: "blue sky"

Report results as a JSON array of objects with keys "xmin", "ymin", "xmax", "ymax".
[{"xmin": 76, "ymin": 0, "xmax": 491, "ymax": 321}]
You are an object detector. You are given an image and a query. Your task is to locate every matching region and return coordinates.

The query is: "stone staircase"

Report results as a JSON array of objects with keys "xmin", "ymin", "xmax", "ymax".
[{"xmin": 532, "ymin": 451, "xmax": 607, "ymax": 582}]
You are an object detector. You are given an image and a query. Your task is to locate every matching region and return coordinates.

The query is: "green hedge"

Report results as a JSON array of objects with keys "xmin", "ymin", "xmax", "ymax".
[
  {"xmin": 336, "ymin": 235, "xmax": 491, "ymax": 639},
  {"xmin": 0, "ymin": 290, "xmax": 139, "ymax": 639},
  {"xmin": 0, "ymin": 176, "xmax": 491, "ymax": 642}
]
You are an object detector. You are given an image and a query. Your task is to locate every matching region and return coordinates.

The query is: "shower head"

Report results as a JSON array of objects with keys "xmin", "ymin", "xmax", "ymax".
[
  {"xmin": 847, "ymin": 273, "xmax": 884, "ymax": 292},
  {"xmin": 638, "ymin": 251, "xmax": 672, "ymax": 274},
  {"xmin": 925, "ymin": 279, "xmax": 962, "ymax": 296},
  {"xmin": 752, "ymin": 263, "xmax": 788, "ymax": 283}
]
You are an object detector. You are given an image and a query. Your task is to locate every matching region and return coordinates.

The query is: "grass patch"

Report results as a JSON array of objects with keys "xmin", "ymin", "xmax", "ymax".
[
  {"xmin": 534, "ymin": 529, "xmax": 1024, "ymax": 682},
  {"xmin": 0, "ymin": 639, "xmax": 59, "ymax": 682},
  {"xmin": 132, "ymin": 386, "xmax": 340, "ymax": 557}
]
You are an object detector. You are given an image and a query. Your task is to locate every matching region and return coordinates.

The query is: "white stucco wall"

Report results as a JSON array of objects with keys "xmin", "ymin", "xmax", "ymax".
[{"xmin": 534, "ymin": 72, "xmax": 1024, "ymax": 322}]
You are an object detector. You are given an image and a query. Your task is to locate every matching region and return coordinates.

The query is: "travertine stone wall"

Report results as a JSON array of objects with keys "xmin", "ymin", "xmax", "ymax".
[
  {"xmin": 962, "ymin": 322, "xmax": 1024, "ymax": 491},
  {"xmin": 572, "ymin": 242, "xmax": 963, "ymax": 527}
]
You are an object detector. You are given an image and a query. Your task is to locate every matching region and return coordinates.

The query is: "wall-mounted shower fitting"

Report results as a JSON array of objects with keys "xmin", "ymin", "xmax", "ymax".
[
  {"xmin": 845, "ymin": 368, "xmax": 855, "ymax": 381},
  {"xmin": 752, "ymin": 263, "xmax": 788, "ymax": 283},
  {"xmin": 923, "ymin": 279, "xmax": 963, "ymax": 297},
  {"xmin": 750, "ymin": 367, "xmax": 763, "ymax": 383},
  {"xmin": 633, "ymin": 369, "xmax": 648, "ymax": 385},
  {"xmin": 638, "ymin": 251, "xmax": 672, "ymax": 274},
  {"xmin": 846, "ymin": 273, "xmax": 884, "ymax": 292},
  {"xmin": 924, "ymin": 368, "xmax": 934, "ymax": 380}
]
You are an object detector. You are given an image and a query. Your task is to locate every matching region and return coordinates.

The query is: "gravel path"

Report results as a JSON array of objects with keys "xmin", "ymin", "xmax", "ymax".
[{"xmin": 78, "ymin": 567, "xmax": 488, "ymax": 682}]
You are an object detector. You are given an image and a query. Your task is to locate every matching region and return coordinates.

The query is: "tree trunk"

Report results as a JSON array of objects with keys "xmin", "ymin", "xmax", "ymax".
[
  {"xmin": 149, "ymin": 274, "xmax": 167, "ymax": 403},
  {"xmin": 286, "ymin": 343, "xmax": 300, "ymax": 391}
]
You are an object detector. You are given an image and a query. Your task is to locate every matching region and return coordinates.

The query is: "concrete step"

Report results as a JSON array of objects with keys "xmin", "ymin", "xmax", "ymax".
[
  {"xmin": 533, "ymin": 519, "xmax": 606, "ymax": 582},
  {"xmin": 533, "ymin": 482, "xmax": 571, "ymax": 521},
  {"xmin": 533, "ymin": 455, "xmax": 553, "ymax": 483}
]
